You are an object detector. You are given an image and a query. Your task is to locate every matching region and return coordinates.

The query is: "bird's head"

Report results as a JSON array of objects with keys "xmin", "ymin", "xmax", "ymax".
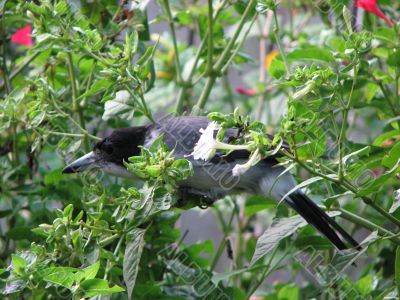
[{"xmin": 62, "ymin": 126, "xmax": 148, "ymax": 177}]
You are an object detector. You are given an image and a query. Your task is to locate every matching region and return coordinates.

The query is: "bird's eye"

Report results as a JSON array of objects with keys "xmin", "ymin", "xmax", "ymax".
[{"xmin": 102, "ymin": 143, "xmax": 113, "ymax": 154}]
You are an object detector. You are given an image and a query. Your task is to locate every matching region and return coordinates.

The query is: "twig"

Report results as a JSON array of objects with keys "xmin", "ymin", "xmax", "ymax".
[
  {"xmin": 1, "ymin": 0, "xmax": 11, "ymax": 94},
  {"xmin": 272, "ymin": 9, "xmax": 289, "ymax": 76},
  {"xmin": 209, "ymin": 203, "xmax": 236, "ymax": 272},
  {"xmin": 206, "ymin": 0, "xmax": 214, "ymax": 76},
  {"xmin": 162, "ymin": 0, "xmax": 182, "ymax": 84},
  {"xmin": 194, "ymin": 0, "xmax": 257, "ymax": 113},
  {"xmin": 175, "ymin": 0, "xmax": 229, "ymax": 114},
  {"xmin": 338, "ymin": 63, "xmax": 358, "ymax": 179},
  {"xmin": 67, "ymin": 52, "xmax": 89, "ymax": 151},
  {"xmin": 255, "ymin": 11, "xmax": 273, "ymax": 121},
  {"xmin": 0, "ymin": 52, "xmax": 40, "ymax": 92},
  {"xmin": 281, "ymin": 149, "xmax": 400, "ymax": 228},
  {"xmin": 338, "ymin": 208, "xmax": 400, "ymax": 245}
]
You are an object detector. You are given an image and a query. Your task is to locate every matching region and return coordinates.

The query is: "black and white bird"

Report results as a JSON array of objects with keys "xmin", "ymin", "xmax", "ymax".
[{"xmin": 62, "ymin": 116, "xmax": 359, "ymax": 250}]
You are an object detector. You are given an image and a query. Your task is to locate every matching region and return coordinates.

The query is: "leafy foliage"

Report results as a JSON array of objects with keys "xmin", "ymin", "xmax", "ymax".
[{"xmin": 1, "ymin": 0, "xmax": 400, "ymax": 299}]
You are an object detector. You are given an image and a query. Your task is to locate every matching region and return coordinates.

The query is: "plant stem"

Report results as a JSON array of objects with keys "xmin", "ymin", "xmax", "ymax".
[
  {"xmin": 338, "ymin": 208, "xmax": 400, "ymax": 245},
  {"xmin": 338, "ymin": 63, "xmax": 358, "ymax": 179},
  {"xmin": 50, "ymin": 97, "xmax": 100, "ymax": 140},
  {"xmin": 206, "ymin": 0, "xmax": 214, "ymax": 76},
  {"xmin": 0, "ymin": 52, "xmax": 40, "ymax": 92},
  {"xmin": 246, "ymin": 246, "xmax": 289, "ymax": 297},
  {"xmin": 194, "ymin": 0, "xmax": 257, "ymax": 113},
  {"xmin": 45, "ymin": 130, "xmax": 100, "ymax": 140},
  {"xmin": 214, "ymin": 0, "xmax": 257, "ymax": 71},
  {"xmin": 162, "ymin": 0, "xmax": 182, "ymax": 84},
  {"xmin": 194, "ymin": 76, "xmax": 216, "ymax": 113},
  {"xmin": 255, "ymin": 11, "xmax": 273, "ymax": 121},
  {"xmin": 220, "ymin": 13, "xmax": 258, "ymax": 74},
  {"xmin": 1, "ymin": 1, "xmax": 11, "ymax": 94},
  {"xmin": 209, "ymin": 204, "xmax": 236, "ymax": 272},
  {"xmin": 281, "ymin": 150, "xmax": 400, "ymax": 228},
  {"xmin": 221, "ymin": 74, "xmax": 235, "ymax": 110},
  {"xmin": 175, "ymin": 0, "xmax": 229, "ymax": 114},
  {"xmin": 272, "ymin": 9, "xmax": 289, "ymax": 76},
  {"xmin": 67, "ymin": 52, "xmax": 89, "ymax": 152},
  {"xmin": 12, "ymin": 121, "xmax": 19, "ymax": 167},
  {"xmin": 103, "ymin": 233, "xmax": 125, "ymax": 280},
  {"xmin": 339, "ymin": 180, "xmax": 400, "ymax": 228}
]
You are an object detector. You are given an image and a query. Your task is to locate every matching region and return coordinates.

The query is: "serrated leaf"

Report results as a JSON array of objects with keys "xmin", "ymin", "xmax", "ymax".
[
  {"xmin": 390, "ymin": 190, "xmax": 400, "ymax": 214},
  {"xmin": 102, "ymin": 90, "xmax": 135, "ymax": 121},
  {"xmin": 76, "ymin": 261, "xmax": 100, "ymax": 282},
  {"xmin": 251, "ymin": 211, "xmax": 341, "ymax": 265},
  {"xmin": 250, "ymin": 215, "xmax": 307, "ymax": 265},
  {"xmin": 11, "ymin": 254, "xmax": 27, "ymax": 275},
  {"xmin": 80, "ymin": 279, "xmax": 125, "ymax": 297},
  {"xmin": 43, "ymin": 267, "xmax": 77, "ymax": 289},
  {"xmin": 123, "ymin": 228, "xmax": 146, "ymax": 299},
  {"xmin": 269, "ymin": 58, "xmax": 286, "ymax": 79}
]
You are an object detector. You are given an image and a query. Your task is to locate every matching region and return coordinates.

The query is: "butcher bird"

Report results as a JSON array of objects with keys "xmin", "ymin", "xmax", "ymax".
[{"xmin": 63, "ymin": 116, "xmax": 359, "ymax": 250}]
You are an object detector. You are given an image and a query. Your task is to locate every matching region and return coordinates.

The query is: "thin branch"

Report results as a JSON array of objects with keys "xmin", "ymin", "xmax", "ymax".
[
  {"xmin": 255, "ymin": 11, "xmax": 273, "ymax": 121},
  {"xmin": 67, "ymin": 52, "xmax": 89, "ymax": 151},
  {"xmin": 162, "ymin": 0, "xmax": 182, "ymax": 84},
  {"xmin": 272, "ymin": 9, "xmax": 289, "ymax": 76},
  {"xmin": 194, "ymin": 0, "xmax": 257, "ymax": 113}
]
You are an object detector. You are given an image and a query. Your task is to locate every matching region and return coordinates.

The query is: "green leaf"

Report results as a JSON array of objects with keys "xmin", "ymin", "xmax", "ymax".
[
  {"xmin": 244, "ymin": 195, "xmax": 276, "ymax": 217},
  {"xmin": 123, "ymin": 228, "xmax": 146, "ymax": 299},
  {"xmin": 277, "ymin": 284, "xmax": 299, "ymax": 300},
  {"xmin": 365, "ymin": 82, "xmax": 379, "ymax": 102},
  {"xmin": 280, "ymin": 176, "xmax": 333, "ymax": 203},
  {"xmin": 80, "ymin": 279, "xmax": 125, "ymax": 297},
  {"xmin": 79, "ymin": 79, "xmax": 112, "ymax": 98},
  {"xmin": 396, "ymin": 246, "xmax": 400, "ymax": 296},
  {"xmin": 76, "ymin": 261, "xmax": 100, "ymax": 282},
  {"xmin": 250, "ymin": 215, "xmax": 307, "ymax": 265},
  {"xmin": 7, "ymin": 227, "xmax": 36, "ymax": 241},
  {"xmin": 390, "ymin": 190, "xmax": 400, "ymax": 214},
  {"xmin": 11, "ymin": 254, "xmax": 27, "ymax": 275},
  {"xmin": 374, "ymin": 27, "xmax": 396, "ymax": 45},
  {"xmin": 153, "ymin": 186, "xmax": 173, "ymax": 210},
  {"xmin": 102, "ymin": 90, "xmax": 135, "ymax": 121},
  {"xmin": 286, "ymin": 47, "xmax": 333, "ymax": 62},
  {"xmin": 42, "ymin": 267, "xmax": 77, "ymax": 289},
  {"xmin": 54, "ymin": 0, "xmax": 68, "ymax": 14},
  {"xmin": 44, "ymin": 169, "xmax": 64, "ymax": 186},
  {"xmin": 269, "ymin": 58, "xmax": 286, "ymax": 79},
  {"xmin": 354, "ymin": 274, "xmax": 375, "ymax": 296},
  {"xmin": 171, "ymin": 159, "xmax": 193, "ymax": 180},
  {"xmin": 388, "ymin": 50, "xmax": 400, "ymax": 67},
  {"xmin": 373, "ymin": 130, "xmax": 400, "ymax": 146},
  {"xmin": 382, "ymin": 142, "xmax": 400, "ymax": 168}
]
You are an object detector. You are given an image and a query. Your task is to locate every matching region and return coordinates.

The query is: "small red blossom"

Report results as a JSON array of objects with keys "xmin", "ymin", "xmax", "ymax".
[
  {"xmin": 371, "ymin": 168, "xmax": 382, "ymax": 176},
  {"xmin": 354, "ymin": 0, "xmax": 393, "ymax": 27},
  {"xmin": 11, "ymin": 25, "xmax": 33, "ymax": 47},
  {"xmin": 235, "ymin": 87, "xmax": 256, "ymax": 96}
]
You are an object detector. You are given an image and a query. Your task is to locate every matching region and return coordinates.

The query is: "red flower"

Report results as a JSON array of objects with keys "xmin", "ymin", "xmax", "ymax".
[
  {"xmin": 354, "ymin": 0, "xmax": 393, "ymax": 27},
  {"xmin": 11, "ymin": 25, "xmax": 33, "ymax": 47},
  {"xmin": 235, "ymin": 87, "xmax": 256, "ymax": 96}
]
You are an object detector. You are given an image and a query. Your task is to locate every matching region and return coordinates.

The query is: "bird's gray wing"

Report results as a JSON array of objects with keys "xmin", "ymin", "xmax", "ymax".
[{"xmin": 144, "ymin": 115, "xmax": 289, "ymax": 162}]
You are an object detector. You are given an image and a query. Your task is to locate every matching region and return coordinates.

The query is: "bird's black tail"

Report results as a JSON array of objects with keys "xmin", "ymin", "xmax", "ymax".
[{"xmin": 285, "ymin": 191, "xmax": 359, "ymax": 250}]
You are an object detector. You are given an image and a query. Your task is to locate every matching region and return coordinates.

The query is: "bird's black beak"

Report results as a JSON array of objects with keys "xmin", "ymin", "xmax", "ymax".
[{"xmin": 62, "ymin": 151, "xmax": 98, "ymax": 174}]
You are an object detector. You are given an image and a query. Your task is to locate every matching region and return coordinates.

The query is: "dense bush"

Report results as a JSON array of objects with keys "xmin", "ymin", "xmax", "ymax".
[{"xmin": 1, "ymin": 0, "xmax": 400, "ymax": 299}]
